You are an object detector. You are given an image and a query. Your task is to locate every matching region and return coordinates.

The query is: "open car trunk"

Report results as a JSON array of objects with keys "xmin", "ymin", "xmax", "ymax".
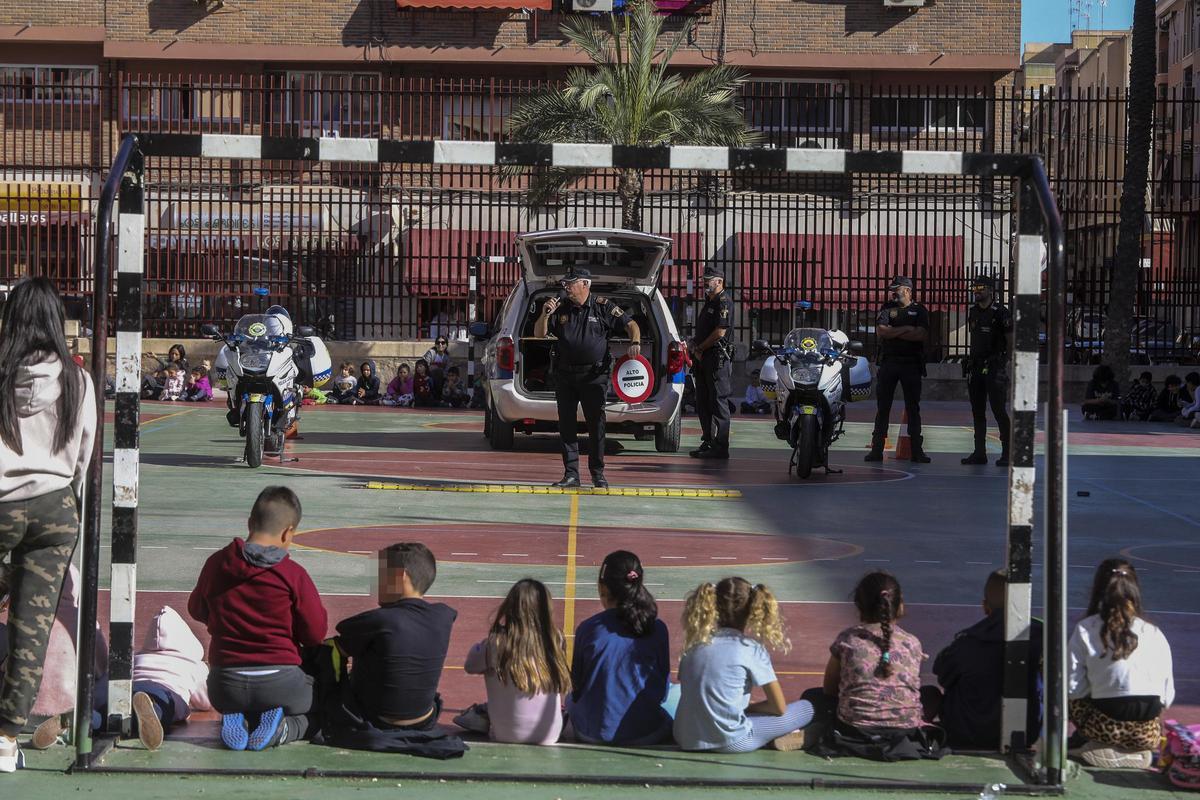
[
  {"xmin": 517, "ymin": 228, "xmax": 670, "ymax": 291},
  {"xmin": 518, "ymin": 287, "xmax": 661, "ymax": 401}
]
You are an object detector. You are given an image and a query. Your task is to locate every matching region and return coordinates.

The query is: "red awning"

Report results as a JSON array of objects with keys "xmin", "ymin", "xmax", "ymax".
[
  {"xmin": 735, "ymin": 233, "xmax": 964, "ymax": 311},
  {"xmin": 397, "ymin": 0, "xmax": 553, "ymax": 9},
  {"xmin": 405, "ymin": 228, "xmax": 519, "ymax": 298},
  {"xmin": 659, "ymin": 231, "xmax": 705, "ymax": 295}
]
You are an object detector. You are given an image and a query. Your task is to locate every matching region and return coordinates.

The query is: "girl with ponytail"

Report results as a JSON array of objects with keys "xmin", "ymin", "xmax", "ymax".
[
  {"xmin": 1067, "ymin": 559, "xmax": 1174, "ymax": 769},
  {"xmin": 567, "ymin": 551, "xmax": 673, "ymax": 745},
  {"xmin": 674, "ymin": 578, "xmax": 813, "ymax": 753}
]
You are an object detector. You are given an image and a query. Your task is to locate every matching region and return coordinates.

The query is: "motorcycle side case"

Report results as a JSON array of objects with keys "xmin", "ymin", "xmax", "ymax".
[
  {"xmin": 847, "ymin": 355, "xmax": 873, "ymax": 401},
  {"xmin": 758, "ymin": 356, "xmax": 779, "ymax": 400},
  {"xmin": 213, "ymin": 347, "xmax": 231, "ymax": 390},
  {"xmin": 294, "ymin": 336, "xmax": 333, "ymax": 388}
]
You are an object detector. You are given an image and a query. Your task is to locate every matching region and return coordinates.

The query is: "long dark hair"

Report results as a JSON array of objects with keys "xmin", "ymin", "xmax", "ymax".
[
  {"xmin": 490, "ymin": 579, "xmax": 571, "ymax": 695},
  {"xmin": 0, "ymin": 277, "xmax": 84, "ymax": 454},
  {"xmin": 599, "ymin": 550, "xmax": 658, "ymax": 638},
  {"xmin": 853, "ymin": 571, "xmax": 904, "ymax": 678},
  {"xmin": 1086, "ymin": 558, "xmax": 1143, "ymax": 661}
]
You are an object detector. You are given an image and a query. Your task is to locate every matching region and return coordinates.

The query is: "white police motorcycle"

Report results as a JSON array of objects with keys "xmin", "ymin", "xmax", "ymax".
[
  {"xmin": 753, "ymin": 322, "xmax": 873, "ymax": 479},
  {"xmin": 204, "ymin": 305, "xmax": 331, "ymax": 468}
]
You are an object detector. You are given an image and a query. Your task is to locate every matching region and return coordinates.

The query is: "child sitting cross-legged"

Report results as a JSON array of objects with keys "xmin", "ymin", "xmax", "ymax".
[
  {"xmin": 455, "ymin": 579, "xmax": 570, "ymax": 744},
  {"xmin": 673, "ymin": 578, "xmax": 813, "ymax": 753},
  {"xmin": 188, "ymin": 486, "xmax": 328, "ymax": 751}
]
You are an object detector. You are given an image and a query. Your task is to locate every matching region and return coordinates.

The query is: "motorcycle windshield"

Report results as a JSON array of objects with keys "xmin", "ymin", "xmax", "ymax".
[
  {"xmin": 784, "ymin": 328, "xmax": 833, "ymax": 363},
  {"xmin": 233, "ymin": 314, "xmax": 287, "ymax": 348}
]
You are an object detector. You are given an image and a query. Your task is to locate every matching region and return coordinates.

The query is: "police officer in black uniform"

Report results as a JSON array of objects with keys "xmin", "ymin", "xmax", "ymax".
[
  {"xmin": 689, "ymin": 266, "xmax": 733, "ymax": 459},
  {"xmin": 535, "ymin": 268, "xmax": 641, "ymax": 489},
  {"xmin": 961, "ymin": 275, "xmax": 1012, "ymax": 467},
  {"xmin": 866, "ymin": 276, "xmax": 932, "ymax": 463}
]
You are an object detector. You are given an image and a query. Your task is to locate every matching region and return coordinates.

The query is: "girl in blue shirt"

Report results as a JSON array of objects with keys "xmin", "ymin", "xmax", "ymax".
[{"xmin": 567, "ymin": 551, "xmax": 673, "ymax": 745}]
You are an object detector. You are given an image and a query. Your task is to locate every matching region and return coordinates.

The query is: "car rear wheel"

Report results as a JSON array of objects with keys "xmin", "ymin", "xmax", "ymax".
[
  {"xmin": 655, "ymin": 410, "xmax": 681, "ymax": 453},
  {"xmin": 487, "ymin": 400, "xmax": 514, "ymax": 450}
]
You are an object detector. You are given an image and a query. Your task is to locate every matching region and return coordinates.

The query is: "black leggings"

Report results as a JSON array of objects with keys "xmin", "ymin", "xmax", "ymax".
[{"xmin": 209, "ymin": 665, "xmax": 314, "ymax": 739}]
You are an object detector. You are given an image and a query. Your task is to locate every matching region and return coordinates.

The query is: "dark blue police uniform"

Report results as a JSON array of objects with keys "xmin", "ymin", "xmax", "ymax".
[
  {"xmin": 691, "ymin": 283, "xmax": 733, "ymax": 458},
  {"xmin": 963, "ymin": 276, "xmax": 1012, "ymax": 465},
  {"xmin": 867, "ymin": 276, "xmax": 931, "ymax": 462}
]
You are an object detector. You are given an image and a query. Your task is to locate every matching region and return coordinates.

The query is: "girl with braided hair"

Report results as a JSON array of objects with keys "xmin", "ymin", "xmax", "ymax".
[
  {"xmin": 1067, "ymin": 558, "xmax": 1174, "ymax": 769},
  {"xmin": 673, "ymin": 577, "xmax": 813, "ymax": 753}
]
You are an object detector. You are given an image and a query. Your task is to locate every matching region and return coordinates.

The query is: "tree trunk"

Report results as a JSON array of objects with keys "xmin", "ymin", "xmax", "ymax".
[
  {"xmin": 619, "ymin": 168, "xmax": 644, "ymax": 231},
  {"xmin": 1105, "ymin": 0, "xmax": 1156, "ymax": 388}
]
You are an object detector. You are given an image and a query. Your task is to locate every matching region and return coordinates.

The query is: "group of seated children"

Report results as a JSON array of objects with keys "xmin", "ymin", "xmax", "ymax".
[
  {"xmin": 1087, "ymin": 367, "xmax": 1200, "ymax": 427},
  {"xmin": 327, "ymin": 360, "xmax": 469, "ymax": 409},
  {"xmin": 28, "ymin": 488, "xmax": 1169, "ymax": 771}
]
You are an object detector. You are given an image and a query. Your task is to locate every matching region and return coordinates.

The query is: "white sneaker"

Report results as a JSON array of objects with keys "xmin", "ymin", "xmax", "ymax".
[
  {"xmin": 1079, "ymin": 742, "xmax": 1153, "ymax": 769},
  {"xmin": 452, "ymin": 703, "xmax": 490, "ymax": 735},
  {"xmin": 0, "ymin": 735, "xmax": 25, "ymax": 773}
]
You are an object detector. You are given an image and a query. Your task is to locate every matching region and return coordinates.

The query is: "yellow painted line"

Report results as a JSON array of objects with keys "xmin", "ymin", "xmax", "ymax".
[
  {"xmin": 140, "ymin": 407, "xmax": 199, "ymax": 426},
  {"xmin": 563, "ymin": 494, "xmax": 580, "ymax": 664},
  {"xmin": 363, "ymin": 481, "xmax": 741, "ymax": 499}
]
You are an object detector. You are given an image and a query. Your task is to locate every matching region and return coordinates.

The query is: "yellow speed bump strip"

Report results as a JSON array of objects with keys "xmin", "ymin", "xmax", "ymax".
[{"xmin": 364, "ymin": 481, "xmax": 741, "ymax": 499}]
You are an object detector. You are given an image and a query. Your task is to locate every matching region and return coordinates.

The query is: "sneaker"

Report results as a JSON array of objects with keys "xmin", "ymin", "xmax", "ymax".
[
  {"xmin": 452, "ymin": 703, "xmax": 491, "ymax": 735},
  {"xmin": 220, "ymin": 712, "xmax": 249, "ymax": 751},
  {"xmin": 0, "ymin": 735, "xmax": 23, "ymax": 773},
  {"xmin": 768, "ymin": 729, "xmax": 807, "ymax": 752},
  {"xmin": 247, "ymin": 707, "xmax": 285, "ymax": 751},
  {"xmin": 1078, "ymin": 742, "xmax": 1152, "ymax": 769},
  {"xmin": 30, "ymin": 715, "xmax": 66, "ymax": 750},
  {"xmin": 132, "ymin": 691, "xmax": 164, "ymax": 751}
]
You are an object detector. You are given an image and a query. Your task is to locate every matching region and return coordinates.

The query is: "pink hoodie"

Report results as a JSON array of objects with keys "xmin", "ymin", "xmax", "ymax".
[{"xmin": 133, "ymin": 606, "xmax": 211, "ymax": 712}]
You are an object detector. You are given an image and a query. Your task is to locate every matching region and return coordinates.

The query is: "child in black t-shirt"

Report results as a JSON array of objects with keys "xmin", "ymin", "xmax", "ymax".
[{"xmin": 333, "ymin": 543, "xmax": 456, "ymax": 729}]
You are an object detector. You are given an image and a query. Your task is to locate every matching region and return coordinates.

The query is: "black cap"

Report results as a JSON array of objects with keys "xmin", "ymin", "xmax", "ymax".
[
  {"xmin": 889, "ymin": 276, "xmax": 914, "ymax": 290},
  {"xmin": 562, "ymin": 267, "xmax": 592, "ymax": 282},
  {"xmin": 971, "ymin": 275, "xmax": 996, "ymax": 289},
  {"xmin": 702, "ymin": 265, "xmax": 725, "ymax": 281}
]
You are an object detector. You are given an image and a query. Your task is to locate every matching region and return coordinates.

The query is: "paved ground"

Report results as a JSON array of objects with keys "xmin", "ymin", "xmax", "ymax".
[{"xmin": 10, "ymin": 398, "xmax": 1198, "ymax": 797}]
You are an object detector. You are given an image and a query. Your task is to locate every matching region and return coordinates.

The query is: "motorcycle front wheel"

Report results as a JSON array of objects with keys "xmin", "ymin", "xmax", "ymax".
[
  {"xmin": 244, "ymin": 401, "xmax": 266, "ymax": 468},
  {"xmin": 792, "ymin": 414, "xmax": 819, "ymax": 479}
]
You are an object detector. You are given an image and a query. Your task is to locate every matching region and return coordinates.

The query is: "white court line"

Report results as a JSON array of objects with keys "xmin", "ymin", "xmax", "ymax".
[
  {"xmin": 710, "ymin": 556, "xmax": 737, "ymax": 560},
  {"xmin": 864, "ymin": 559, "xmax": 890, "ymax": 562},
  {"xmin": 915, "ymin": 560, "xmax": 942, "ymax": 564},
  {"xmin": 966, "ymin": 561, "xmax": 992, "ymax": 565},
  {"xmin": 501, "ymin": 553, "xmax": 529, "ymax": 557},
  {"xmin": 450, "ymin": 552, "xmax": 478, "ymax": 556},
  {"xmin": 762, "ymin": 557, "xmax": 790, "ymax": 561},
  {"xmin": 660, "ymin": 556, "xmax": 687, "ymax": 559}
]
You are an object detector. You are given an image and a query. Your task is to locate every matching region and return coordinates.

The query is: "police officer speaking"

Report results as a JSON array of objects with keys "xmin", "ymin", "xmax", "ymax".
[
  {"xmin": 961, "ymin": 275, "xmax": 1011, "ymax": 466},
  {"xmin": 866, "ymin": 276, "xmax": 932, "ymax": 463},
  {"xmin": 535, "ymin": 268, "xmax": 641, "ymax": 489},
  {"xmin": 689, "ymin": 266, "xmax": 733, "ymax": 459}
]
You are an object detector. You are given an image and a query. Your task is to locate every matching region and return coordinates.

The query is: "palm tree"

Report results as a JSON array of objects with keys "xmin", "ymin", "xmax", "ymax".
[
  {"xmin": 1104, "ymin": 0, "xmax": 1156, "ymax": 386},
  {"xmin": 505, "ymin": 0, "xmax": 758, "ymax": 231}
]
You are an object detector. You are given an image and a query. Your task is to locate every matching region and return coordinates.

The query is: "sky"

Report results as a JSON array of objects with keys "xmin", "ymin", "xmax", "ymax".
[{"xmin": 1022, "ymin": 0, "xmax": 1135, "ymax": 49}]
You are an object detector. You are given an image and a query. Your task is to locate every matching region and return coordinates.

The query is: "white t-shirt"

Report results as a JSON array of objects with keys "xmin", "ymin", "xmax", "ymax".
[
  {"xmin": 1068, "ymin": 614, "xmax": 1175, "ymax": 706},
  {"xmin": 673, "ymin": 629, "xmax": 776, "ymax": 750}
]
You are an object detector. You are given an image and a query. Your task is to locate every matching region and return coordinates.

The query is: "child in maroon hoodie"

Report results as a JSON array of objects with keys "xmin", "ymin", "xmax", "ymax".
[{"xmin": 188, "ymin": 486, "xmax": 327, "ymax": 751}]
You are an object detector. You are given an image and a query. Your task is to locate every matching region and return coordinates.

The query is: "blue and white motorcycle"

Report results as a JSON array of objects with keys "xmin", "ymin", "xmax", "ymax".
[
  {"xmin": 205, "ymin": 305, "xmax": 331, "ymax": 467},
  {"xmin": 753, "ymin": 326, "xmax": 873, "ymax": 479}
]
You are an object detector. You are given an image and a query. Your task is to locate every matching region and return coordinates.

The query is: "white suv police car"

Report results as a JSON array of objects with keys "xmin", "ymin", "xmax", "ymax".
[{"xmin": 474, "ymin": 228, "xmax": 689, "ymax": 452}]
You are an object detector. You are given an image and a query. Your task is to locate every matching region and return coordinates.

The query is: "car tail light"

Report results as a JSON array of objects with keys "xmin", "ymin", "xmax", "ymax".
[
  {"xmin": 667, "ymin": 340, "xmax": 687, "ymax": 374},
  {"xmin": 497, "ymin": 336, "xmax": 515, "ymax": 371}
]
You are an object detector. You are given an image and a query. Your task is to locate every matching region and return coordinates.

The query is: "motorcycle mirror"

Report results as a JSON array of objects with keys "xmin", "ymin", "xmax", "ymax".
[
  {"xmin": 750, "ymin": 338, "xmax": 772, "ymax": 356},
  {"xmin": 849, "ymin": 340, "xmax": 865, "ymax": 354},
  {"xmin": 469, "ymin": 321, "xmax": 490, "ymax": 340},
  {"xmin": 295, "ymin": 326, "xmax": 316, "ymax": 338},
  {"xmin": 200, "ymin": 323, "xmax": 221, "ymax": 337}
]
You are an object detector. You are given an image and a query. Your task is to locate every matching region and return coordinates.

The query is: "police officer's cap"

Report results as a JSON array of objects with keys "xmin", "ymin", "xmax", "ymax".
[
  {"xmin": 562, "ymin": 267, "xmax": 593, "ymax": 282},
  {"xmin": 702, "ymin": 266, "xmax": 725, "ymax": 281},
  {"xmin": 971, "ymin": 275, "xmax": 997, "ymax": 289},
  {"xmin": 889, "ymin": 276, "xmax": 914, "ymax": 290}
]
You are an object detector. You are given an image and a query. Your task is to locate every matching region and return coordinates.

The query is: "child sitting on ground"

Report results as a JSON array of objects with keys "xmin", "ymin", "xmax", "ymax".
[
  {"xmin": 1121, "ymin": 372, "xmax": 1155, "ymax": 421},
  {"xmin": 807, "ymin": 571, "xmax": 946, "ymax": 761},
  {"xmin": 382, "ymin": 363, "xmax": 413, "ymax": 408},
  {"xmin": 674, "ymin": 578, "xmax": 811, "ymax": 753},
  {"xmin": 456, "ymin": 579, "xmax": 569, "ymax": 744},
  {"xmin": 933, "ymin": 570, "xmax": 1042, "ymax": 750},
  {"xmin": 741, "ymin": 370, "xmax": 771, "ymax": 414},
  {"xmin": 440, "ymin": 366, "xmax": 470, "ymax": 409},
  {"xmin": 1177, "ymin": 371, "xmax": 1200, "ymax": 428},
  {"xmin": 183, "ymin": 366, "xmax": 212, "ymax": 402},
  {"xmin": 160, "ymin": 363, "xmax": 185, "ymax": 401},
  {"xmin": 352, "ymin": 361, "xmax": 381, "ymax": 405},
  {"xmin": 413, "ymin": 360, "xmax": 436, "ymax": 408},
  {"xmin": 568, "ymin": 551, "xmax": 673, "ymax": 746},
  {"xmin": 333, "ymin": 543, "xmax": 456, "ymax": 732},
  {"xmin": 1068, "ymin": 558, "xmax": 1175, "ymax": 769},
  {"xmin": 1150, "ymin": 375, "xmax": 1186, "ymax": 422},
  {"xmin": 1082, "ymin": 365, "xmax": 1120, "ymax": 420},
  {"xmin": 329, "ymin": 362, "xmax": 357, "ymax": 405},
  {"xmin": 188, "ymin": 486, "xmax": 327, "ymax": 751}
]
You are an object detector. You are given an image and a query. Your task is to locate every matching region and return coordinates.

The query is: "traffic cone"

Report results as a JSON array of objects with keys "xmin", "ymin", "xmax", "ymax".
[
  {"xmin": 285, "ymin": 420, "xmax": 300, "ymax": 440},
  {"xmin": 892, "ymin": 409, "xmax": 911, "ymax": 460}
]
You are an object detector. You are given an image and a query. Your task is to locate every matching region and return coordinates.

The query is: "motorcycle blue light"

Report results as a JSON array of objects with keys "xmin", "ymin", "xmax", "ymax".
[{"xmin": 253, "ymin": 287, "xmax": 270, "ymax": 296}]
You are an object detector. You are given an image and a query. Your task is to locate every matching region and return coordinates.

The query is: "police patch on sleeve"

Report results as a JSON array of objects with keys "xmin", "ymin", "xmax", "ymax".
[
  {"xmin": 889, "ymin": 308, "xmax": 899, "ymax": 320},
  {"xmin": 720, "ymin": 308, "xmax": 729, "ymax": 319},
  {"xmin": 610, "ymin": 304, "xmax": 624, "ymax": 317}
]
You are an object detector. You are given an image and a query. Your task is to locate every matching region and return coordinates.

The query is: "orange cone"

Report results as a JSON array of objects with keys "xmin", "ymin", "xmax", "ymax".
[
  {"xmin": 892, "ymin": 409, "xmax": 911, "ymax": 460},
  {"xmin": 285, "ymin": 421, "xmax": 300, "ymax": 440}
]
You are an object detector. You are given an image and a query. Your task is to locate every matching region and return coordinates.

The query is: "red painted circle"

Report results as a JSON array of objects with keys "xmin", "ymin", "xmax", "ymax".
[
  {"xmin": 612, "ymin": 355, "xmax": 655, "ymax": 403},
  {"xmin": 294, "ymin": 522, "xmax": 859, "ymax": 566}
]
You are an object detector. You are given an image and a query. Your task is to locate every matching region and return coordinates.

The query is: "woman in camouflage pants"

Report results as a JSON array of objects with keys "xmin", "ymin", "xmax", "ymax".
[{"xmin": 0, "ymin": 278, "xmax": 97, "ymax": 771}]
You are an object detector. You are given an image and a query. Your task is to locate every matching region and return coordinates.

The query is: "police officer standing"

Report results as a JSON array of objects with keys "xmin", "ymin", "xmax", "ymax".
[
  {"xmin": 961, "ymin": 275, "xmax": 1011, "ymax": 466},
  {"xmin": 535, "ymin": 268, "xmax": 641, "ymax": 489},
  {"xmin": 689, "ymin": 266, "xmax": 733, "ymax": 459},
  {"xmin": 866, "ymin": 276, "xmax": 932, "ymax": 463}
]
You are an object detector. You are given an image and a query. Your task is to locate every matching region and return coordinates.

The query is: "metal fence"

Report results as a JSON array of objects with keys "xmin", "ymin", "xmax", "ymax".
[{"xmin": 2, "ymin": 73, "xmax": 1198, "ymax": 360}]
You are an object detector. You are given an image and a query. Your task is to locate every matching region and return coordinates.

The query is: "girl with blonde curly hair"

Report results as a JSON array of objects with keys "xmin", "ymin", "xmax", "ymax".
[{"xmin": 672, "ymin": 577, "xmax": 812, "ymax": 753}]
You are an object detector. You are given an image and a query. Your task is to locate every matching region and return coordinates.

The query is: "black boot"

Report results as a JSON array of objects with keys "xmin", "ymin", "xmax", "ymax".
[
  {"xmin": 864, "ymin": 435, "xmax": 884, "ymax": 462},
  {"xmin": 909, "ymin": 436, "xmax": 932, "ymax": 464},
  {"xmin": 961, "ymin": 451, "xmax": 988, "ymax": 465},
  {"xmin": 551, "ymin": 474, "xmax": 581, "ymax": 488},
  {"xmin": 591, "ymin": 472, "xmax": 609, "ymax": 489},
  {"xmin": 995, "ymin": 452, "xmax": 1010, "ymax": 467},
  {"xmin": 689, "ymin": 442, "xmax": 712, "ymax": 458}
]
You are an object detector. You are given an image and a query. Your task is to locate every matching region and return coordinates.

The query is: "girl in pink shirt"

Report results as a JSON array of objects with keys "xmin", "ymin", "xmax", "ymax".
[{"xmin": 458, "ymin": 579, "xmax": 570, "ymax": 744}]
